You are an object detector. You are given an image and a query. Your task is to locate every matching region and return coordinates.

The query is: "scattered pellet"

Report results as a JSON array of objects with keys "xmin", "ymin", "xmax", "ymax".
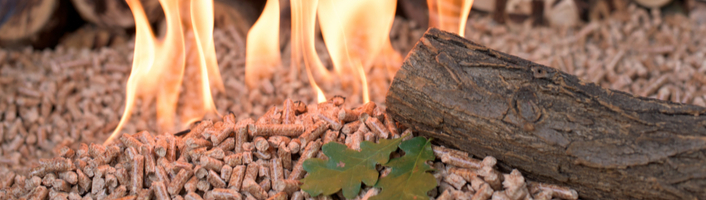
[
  {"xmin": 248, "ymin": 124, "xmax": 306, "ymax": 137},
  {"xmin": 289, "ymin": 140, "xmax": 321, "ymax": 180},
  {"xmin": 212, "ymin": 188, "xmax": 243, "ymax": 200},
  {"xmin": 242, "ymin": 178, "xmax": 267, "ymax": 200},
  {"xmin": 169, "ymin": 168, "xmax": 194, "ymax": 195},
  {"xmin": 228, "ymin": 165, "xmax": 246, "ymax": 191},
  {"xmin": 152, "ymin": 181, "xmax": 170, "ymax": 200}
]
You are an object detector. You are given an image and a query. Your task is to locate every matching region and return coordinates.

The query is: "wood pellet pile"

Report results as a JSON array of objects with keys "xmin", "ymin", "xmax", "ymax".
[{"xmin": 0, "ymin": 97, "xmax": 578, "ymax": 200}]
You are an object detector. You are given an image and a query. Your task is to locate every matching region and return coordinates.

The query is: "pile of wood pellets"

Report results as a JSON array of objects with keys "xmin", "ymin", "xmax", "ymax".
[{"xmin": 0, "ymin": 97, "xmax": 577, "ymax": 200}]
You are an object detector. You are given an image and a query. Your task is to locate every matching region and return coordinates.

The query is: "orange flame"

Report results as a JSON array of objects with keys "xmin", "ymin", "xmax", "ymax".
[
  {"xmin": 106, "ymin": 0, "xmax": 222, "ymax": 144},
  {"xmin": 427, "ymin": 0, "xmax": 475, "ymax": 37},
  {"xmin": 245, "ymin": 0, "xmax": 281, "ymax": 88},
  {"xmin": 290, "ymin": 0, "xmax": 329, "ymax": 103},
  {"xmin": 317, "ymin": 0, "xmax": 398, "ymax": 104}
]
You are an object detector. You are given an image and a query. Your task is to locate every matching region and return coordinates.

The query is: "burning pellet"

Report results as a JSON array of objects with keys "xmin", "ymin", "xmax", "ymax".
[
  {"xmin": 201, "ymin": 156, "xmax": 225, "ymax": 171},
  {"xmin": 152, "ymin": 181, "xmax": 170, "ymax": 200},
  {"xmin": 58, "ymin": 171, "xmax": 78, "ymax": 185},
  {"xmin": 299, "ymin": 121, "xmax": 329, "ymax": 146},
  {"xmin": 217, "ymin": 138, "xmax": 235, "ymax": 152},
  {"xmin": 185, "ymin": 176, "xmax": 199, "ymax": 193},
  {"xmin": 282, "ymin": 99, "xmax": 296, "ymax": 125},
  {"xmin": 212, "ymin": 188, "xmax": 243, "ymax": 200},
  {"xmin": 169, "ymin": 169, "xmax": 194, "ymax": 195},
  {"xmin": 131, "ymin": 155, "xmax": 145, "ymax": 193},
  {"xmin": 471, "ymin": 183, "xmax": 493, "ymax": 200},
  {"xmin": 243, "ymin": 178, "xmax": 267, "ymax": 200},
  {"xmin": 248, "ymin": 124, "xmax": 306, "ymax": 137},
  {"xmin": 341, "ymin": 120, "xmax": 361, "ymax": 135},
  {"xmin": 27, "ymin": 186, "xmax": 49, "ymax": 199},
  {"xmin": 207, "ymin": 147, "xmax": 226, "ymax": 160},
  {"xmin": 186, "ymin": 137, "xmax": 213, "ymax": 149},
  {"xmin": 289, "ymin": 140, "xmax": 322, "ymax": 180},
  {"xmin": 364, "ymin": 117, "xmax": 390, "ymax": 139},
  {"xmin": 528, "ymin": 182, "xmax": 578, "ymax": 200},
  {"xmin": 208, "ymin": 170, "xmax": 227, "ymax": 188},
  {"xmin": 287, "ymin": 139, "xmax": 301, "ymax": 154},
  {"xmin": 273, "ymin": 179, "xmax": 301, "ymax": 194},
  {"xmin": 120, "ymin": 134, "xmax": 144, "ymax": 150},
  {"xmin": 293, "ymin": 101, "xmax": 307, "ymax": 114},
  {"xmin": 229, "ymin": 165, "xmax": 246, "ymax": 191},
  {"xmin": 185, "ymin": 192, "xmax": 204, "ymax": 200},
  {"xmin": 316, "ymin": 114, "xmax": 342, "ymax": 131},
  {"xmin": 221, "ymin": 165, "xmax": 233, "ymax": 182}
]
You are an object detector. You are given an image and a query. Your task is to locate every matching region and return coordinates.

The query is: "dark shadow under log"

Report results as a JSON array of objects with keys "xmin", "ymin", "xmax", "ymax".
[{"xmin": 386, "ymin": 28, "xmax": 706, "ymax": 200}]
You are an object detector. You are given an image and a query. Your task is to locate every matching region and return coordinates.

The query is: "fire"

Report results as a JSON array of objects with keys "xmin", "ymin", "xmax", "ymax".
[
  {"xmin": 106, "ymin": 0, "xmax": 223, "ymax": 144},
  {"xmin": 428, "ymin": 0, "xmax": 475, "ymax": 37},
  {"xmin": 317, "ymin": 0, "xmax": 398, "ymax": 103},
  {"xmin": 244, "ymin": 0, "xmax": 281, "ymax": 88},
  {"xmin": 290, "ymin": 0, "xmax": 330, "ymax": 103}
]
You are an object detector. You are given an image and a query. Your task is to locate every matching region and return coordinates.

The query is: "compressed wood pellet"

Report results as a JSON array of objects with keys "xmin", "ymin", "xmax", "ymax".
[
  {"xmin": 211, "ymin": 120, "xmax": 234, "ymax": 145},
  {"xmin": 290, "ymin": 191, "xmax": 303, "ymax": 200},
  {"xmin": 441, "ymin": 153, "xmax": 482, "ymax": 169},
  {"xmin": 287, "ymin": 139, "xmax": 300, "ymax": 154},
  {"xmin": 105, "ymin": 173, "xmax": 118, "ymax": 189},
  {"xmin": 382, "ymin": 113, "xmax": 399, "ymax": 138},
  {"xmin": 248, "ymin": 124, "xmax": 306, "ymax": 137},
  {"xmin": 212, "ymin": 188, "xmax": 243, "ymax": 200},
  {"xmin": 443, "ymin": 173, "xmax": 467, "ymax": 190},
  {"xmin": 364, "ymin": 117, "xmax": 389, "ymax": 139},
  {"xmin": 273, "ymin": 179, "xmax": 301, "ymax": 194},
  {"xmin": 221, "ymin": 165, "xmax": 233, "ymax": 182},
  {"xmin": 224, "ymin": 153, "xmax": 244, "ymax": 166},
  {"xmin": 201, "ymin": 155, "xmax": 225, "ymax": 171},
  {"xmin": 244, "ymin": 162, "xmax": 259, "ymax": 181},
  {"xmin": 471, "ymin": 183, "xmax": 493, "ymax": 200},
  {"xmin": 197, "ymin": 179, "xmax": 212, "ymax": 192},
  {"xmin": 276, "ymin": 143, "xmax": 292, "ymax": 170},
  {"xmin": 299, "ymin": 121, "xmax": 329, "ymax": 146},
  {"xmin": 282, "ymin": 99, "xmax": 296, "ymax": 125},
  {"xmin": 168, "ymin": 168, "xmax": 193, "ymax": 195},
  {"xmin": 341, "ymin": 120, "xmax": 361, "ymax": 135},
  {"xmin": 529, "ymin": 182, "xmax": 579, "ymax": 200},
  {"xmin": 206, "ymin": 147, "xmax": 226, "ymax": 160},
  {"xmin": 270, "ymin": 157, "xmax": 284, "ymax": 182},
  {"xmin": 234, "ymin": 119, "xmax": 253, "ymax": 153},
  {"xmin": 92, "ymin": 176, "xmax": 105, "ymax": 195},
  {"xmin": 58, "ymin": 171, "xmax": 78, "ymax": 185},
  {"xmin": 208, "ymin": 169, "xmax": 227, "ymax": 188},
  {"xmin": 185, "ymin": 176, "xmax": 199, "ymax": 193},
  {"xmin": 152, "ymin": 181, "xmax": 170, "ymax": 200},
  {"xmin": 259, "ymin": 177, "xmax": 271, "ymax": 191},
  {"xmin": 130, "ymin": 155, "xmax": 144, "ymax": 193},
  {"xmin": 217, "ymin": 138, "xmax": 236, "ymax": 152},
  {"xmin": 242, "ymin": 178, "xmax": 267, "ymax": 200},
  {"xmin": 253, "ymin": 137, "xmax": 269, "ymax": 152},
  {"xmin": 185, "ymin": 192, "xmax": 204, "ymax": 200},
  {"xmin": 155, "ymin": 136, "xmax": 169, "ymax": 157},
  {"xmin": 315, "ymin": 114, "xmax": 342, "ymax": 131},
  {"xmin": 120, "ymin": 134, "xmax": 144, "ymax": 150},
  {"xmin": 289, "ymin": 140, "xmax": 321, "ymax": 180},
  {"xmin": 186, "ymin": 137, "xmax": 213, "ymax": 149},
  {"xmin": 338, "ymin": 108, "xmax": 360, "ymax": 122},
  {"xmin": 228, "ymin": 165, "xmax": 246, "ymax": 191}
]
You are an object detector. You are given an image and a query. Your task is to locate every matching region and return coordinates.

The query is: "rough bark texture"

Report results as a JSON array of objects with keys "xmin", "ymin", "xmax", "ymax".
[{"xmin": 386, "ymin": 28, "xmax": 706, "ymax": 200}]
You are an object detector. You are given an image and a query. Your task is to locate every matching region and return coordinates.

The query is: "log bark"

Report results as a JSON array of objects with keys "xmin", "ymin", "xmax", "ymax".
[{"xmin": 386, "ymin": 28, "xmax": 706, "ymax": 200}]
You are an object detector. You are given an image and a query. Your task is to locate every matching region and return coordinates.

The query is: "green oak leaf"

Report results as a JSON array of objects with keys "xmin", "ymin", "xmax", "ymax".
[
  {"xmin": 371, "ymin": 137, "xmax": 436, "ymax": 200},
  {"xmin": 301, "ymin": 137, "xmax": 404, "ymax": 199}
]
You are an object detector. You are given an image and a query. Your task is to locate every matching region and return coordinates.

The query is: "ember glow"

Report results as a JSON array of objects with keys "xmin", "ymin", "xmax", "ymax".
[
  {"xmin": 428, "ymin": 0, "xmax": 475, "ymax": 37},
  {"xmin": 106, "ymin": 0, "xmax": 223, "ymax": 144}
]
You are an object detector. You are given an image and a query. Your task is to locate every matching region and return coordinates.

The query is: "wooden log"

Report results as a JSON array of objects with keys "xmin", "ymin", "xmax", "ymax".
[
  {"xmin": 386, "ymin": 28, "xmax": 706, "ymax": 200},
  {"xmin": 70, "ymin": 0, "xmax": 162, "ymax": 28},
  {"xmin": 0, "ymin": 0, "xmax": 77, "ymax": 48}
]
